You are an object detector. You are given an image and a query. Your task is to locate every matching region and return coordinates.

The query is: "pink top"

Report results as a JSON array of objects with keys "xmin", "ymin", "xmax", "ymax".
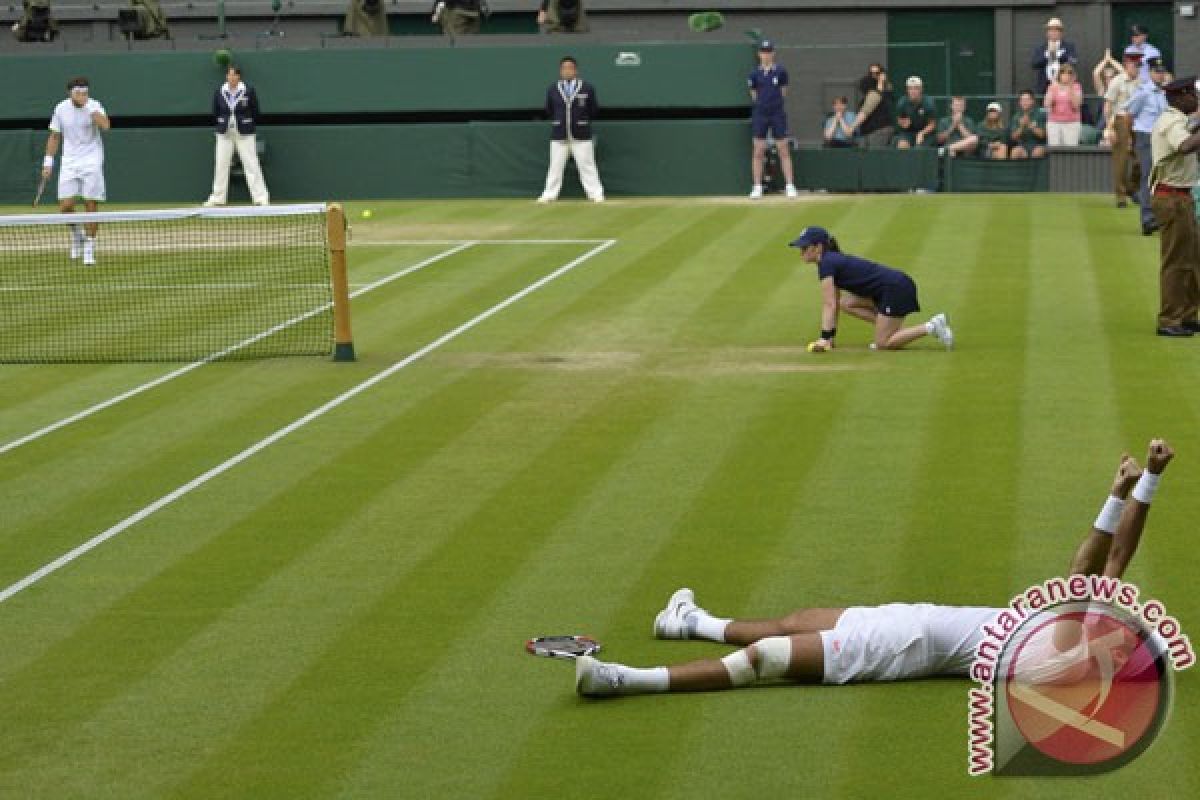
[{"xmin": 1044, "ymin": 82, "xmax": 1082, "ymax": 123}]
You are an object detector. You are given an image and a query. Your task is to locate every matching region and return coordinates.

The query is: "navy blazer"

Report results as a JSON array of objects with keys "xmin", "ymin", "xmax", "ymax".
[
  {"xmin": 545, "ymin": 80, "xmax": 597, "ymax": 141},
  {"xmin": 213, "ymin": 85, "xmax": 260, "ymax": 135},
  {"xmin": 1031, "ymin": 41, "xmax": 1078, "ymax": 95}
]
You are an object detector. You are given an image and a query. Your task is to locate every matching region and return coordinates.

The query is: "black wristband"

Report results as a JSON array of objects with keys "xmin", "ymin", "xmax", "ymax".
[{"xmin": 821, "ymin": 328, "xmax": 837, "ymax": 340}]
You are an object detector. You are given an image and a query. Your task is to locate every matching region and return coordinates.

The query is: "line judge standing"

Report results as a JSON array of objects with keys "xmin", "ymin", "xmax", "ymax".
[
  {"xmin": 204, "ymin": 65, "xmax": 269, "ymax": 207},
  {"xmin": 538, "ymin": 56, "xmax": 604, "ymax": 203}
]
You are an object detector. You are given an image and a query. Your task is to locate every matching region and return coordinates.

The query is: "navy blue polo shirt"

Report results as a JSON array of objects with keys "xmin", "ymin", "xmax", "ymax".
[
  {"xmin": 817, "ymin": 251, "xmax": 906, "ymax": 298},
  {"xmin": 748, "ymin": 66, "xmax": 788, "ymax": 113}
]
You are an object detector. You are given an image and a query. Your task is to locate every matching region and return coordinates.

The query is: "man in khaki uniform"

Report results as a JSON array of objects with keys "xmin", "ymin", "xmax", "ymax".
[
  {"xmin": 1104, "ymin": 50, "xmax": 1143, "ymax": 207},
  {"xmin": 1149, "ymin": 77, "xmax": 1200, "ymax": 337}
]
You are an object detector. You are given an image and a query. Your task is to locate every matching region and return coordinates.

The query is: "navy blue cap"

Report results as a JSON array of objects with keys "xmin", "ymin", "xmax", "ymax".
[
  {"xmin": 758, "ymin": 40, "xmax": 775, "ymax": 52},
  {"xmin": 1131, "ymin": 24, "xmax": 1149, "ymax": 36},
  {"xmin": 1164, "ymin": 76, "xmax": 1197, "ymax": 95},
  {"xmin": 789, "ymin": 226, "xmax": 830, "ymax": 249},
  {"xmin": 1147, "ymin": 56, "xmax": 1166, "ymax": 71}
]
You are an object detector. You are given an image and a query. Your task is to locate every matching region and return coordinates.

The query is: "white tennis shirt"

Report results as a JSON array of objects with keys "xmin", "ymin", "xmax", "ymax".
[{"xmin": 49, "ymin": 97, "xmax": 106, "ymax": 171}]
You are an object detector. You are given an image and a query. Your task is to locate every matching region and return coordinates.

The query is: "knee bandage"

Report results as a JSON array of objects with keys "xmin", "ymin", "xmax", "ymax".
[
  {"xmin": 720, "ymin": 637, "xmax": 793, "ymax": 686},
  {"xmin": 755, "ymin": 636, "xmax": 793, "ymax": 680}
]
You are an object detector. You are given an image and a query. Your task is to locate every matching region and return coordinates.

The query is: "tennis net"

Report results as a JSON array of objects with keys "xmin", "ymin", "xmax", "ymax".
[{"xmin": 0, "ymin": 203, "xmax": 355, "ymax": 363}]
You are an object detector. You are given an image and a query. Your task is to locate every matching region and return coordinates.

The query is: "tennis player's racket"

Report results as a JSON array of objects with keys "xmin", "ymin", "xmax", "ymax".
[
  {"xmin": 526, "ymin": 635, "xmax": 601, "ymax": 660},
  {"xmin": 32, "ymin": 172, "xmax": 48, "ymax": 208}
]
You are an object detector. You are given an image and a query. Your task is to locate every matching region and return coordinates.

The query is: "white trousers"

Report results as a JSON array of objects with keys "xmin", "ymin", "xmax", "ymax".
[
  {"xmin": 540, "ymin": 138, "xmax": 604, "ymax": 201},
  {"xmin": 208, "ymin": 128, "xmax": 269, "ymax": 205},
  {"xmin": 1046, "ymin": 121, "xmax": 1081, "ymax": 147}
]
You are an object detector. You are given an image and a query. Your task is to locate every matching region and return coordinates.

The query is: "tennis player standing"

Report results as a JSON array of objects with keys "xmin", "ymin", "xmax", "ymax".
[
  {"xmin": 204, "ymin": 66, "xmax": 270, "ymax": 207},
  {"xmin": 791, "ymin": 226, "xmax": 953, "ymax": 351},
  {"xmin": 43, "ymin": 76, "xmax": 109, "ymax": 267}
]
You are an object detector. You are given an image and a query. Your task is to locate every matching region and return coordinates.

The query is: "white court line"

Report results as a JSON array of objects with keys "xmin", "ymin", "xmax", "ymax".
[
  {"xmin": 352, "ymin": 239, "xmax": 614, "ymax": 245},
  {"xmin": 0, "ymin": 238, "xmax": 615, "ymax": 604},
  {"xmin": 0, "ymin": 242, "xmax": 475, "ymax": 457}
]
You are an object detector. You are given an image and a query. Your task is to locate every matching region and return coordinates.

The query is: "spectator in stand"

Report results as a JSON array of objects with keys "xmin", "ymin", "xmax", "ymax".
[
  {"xmin": 893, "ymin": 110, "xmax": 915, "ymax": 149},
  {"xmin": 976, "ymin": 102, "xmax": 1008, "ymax": 160},
  {"xmin": 1126, "ymin": 24, "xmax": 1161, "ymax": 82},
  {"xmin": 1103, "ymin": 50, "xmax": 1143, "ymax": 207},
  {"xmin": 1032, "ymin": 17, "xmax": 1078, "ymax": 96},
  {"xmin": 850, "ymin": 63, "xmax": 894, "ymax": 148},
  {"xmin": 894, "ymin": 77, "xmax": 935, "ymax": 149},
  {"xmin": 934, "ymin": 96, "xmax": 979, "ymax": 158},
  {"xmin": 1125, "ymin": 57, "xmax": 1170, "ymax": 235},
  {"xmin": 823, "ymin": 97, "xmax": 857, "ymax": 148},
  {"xmin": 1044, "ymin": 64, "xmax": 1083, "ymax": 146},
  {"xmin": 1009, "ymin": 89, "xmax": 1048, "ymax": 159}
]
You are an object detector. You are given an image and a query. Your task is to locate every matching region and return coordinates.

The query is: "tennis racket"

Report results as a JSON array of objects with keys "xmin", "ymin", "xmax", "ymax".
[
  {"xmin": 32, "ymin": 172, "xmax": 48, "ymax": 208},
  {"xmin": 526, "ymin": 635, "xmax": 601, "ymax": 660}
]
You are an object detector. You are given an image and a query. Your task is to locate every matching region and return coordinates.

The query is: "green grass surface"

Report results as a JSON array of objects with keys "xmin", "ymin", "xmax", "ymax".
[{"xmin": 0, "ymin": 195, "xmax": 1197, "ymax": 798}]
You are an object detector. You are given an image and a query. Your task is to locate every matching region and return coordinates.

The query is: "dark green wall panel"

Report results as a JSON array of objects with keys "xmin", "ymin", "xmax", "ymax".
[{"xmin": 0, "ymin": 43, "xmax": 753, "ymax": 121}]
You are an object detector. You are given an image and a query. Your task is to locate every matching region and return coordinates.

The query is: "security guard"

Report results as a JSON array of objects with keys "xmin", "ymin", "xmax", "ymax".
[
  {"xmin": 1103, "ymin": 50, "xmax": 1142, "ymax": 208},
  {"xmin": 431, "ymin": 0, "xmax": 482, "ymax": 35},
  {"xmin": 1148, "ymin": 77, "xmax": 1200, "ymax": 337},
  {"xmin": 1125, "ymin": 56, "xmax": 1169, "ymax": 235}
]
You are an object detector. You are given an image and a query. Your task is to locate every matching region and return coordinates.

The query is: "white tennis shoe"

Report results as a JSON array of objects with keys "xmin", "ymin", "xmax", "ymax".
[
  {"xmin": 785, "ymin": 184, "xmax": 799, "ymax": 198},
  {"xmin": 82, "ymin": 238, "xmax": 96, "ymax": 267},
  {"xmin": 928, "ymin": 312, "xmax": 954, "ymax": 350},
  {"xmin": 654, "ymin": 587, "xmax": 698, "ymax": 639},
  {"xmin": 748, "ymin": 185, "xmax": 764, "ymax": 200},
  {"xmin": 576, "ymin": 655, "xmax": 626, "ymax": 697}
]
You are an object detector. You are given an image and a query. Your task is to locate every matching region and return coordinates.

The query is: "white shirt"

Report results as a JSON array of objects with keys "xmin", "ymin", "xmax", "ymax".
[{"xmin": 49, "ymin": 97, "xmax": 107, "ymax": 171}]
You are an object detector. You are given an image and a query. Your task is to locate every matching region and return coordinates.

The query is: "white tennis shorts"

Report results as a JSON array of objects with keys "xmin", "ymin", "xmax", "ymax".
[
  {"xmin": 58, "ymin": 164, "xmax": 106, "ymax": 202},
  {"xmin": 820, "ymin": 603, "xmax": 998, "ymax": 684}
]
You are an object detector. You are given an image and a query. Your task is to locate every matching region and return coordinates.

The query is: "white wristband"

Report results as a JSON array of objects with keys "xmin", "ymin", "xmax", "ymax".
[
  {"xmin": 1132, "ymin": 472, "xmax": 1160, "ymax": 505},
  {"xmin": 1093, "ymin": 495, "xmax": 1124, "ymax": 535},
  {"xmin": 42, "ymin": 155, "xmax": 54, "ymax": 168}
]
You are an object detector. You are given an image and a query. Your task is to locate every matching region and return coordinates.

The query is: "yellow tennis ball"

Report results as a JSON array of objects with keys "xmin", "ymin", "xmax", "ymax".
[
  {"xmin": 807, "ymin": 341, "xmax": 818, "ymax": 353},
  {"xmin": 361, "ymin": 209, "xmax": 373, "ymax": 219}
]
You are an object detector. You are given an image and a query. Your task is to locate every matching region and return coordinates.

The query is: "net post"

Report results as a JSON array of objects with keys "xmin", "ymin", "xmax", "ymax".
[{"xmin": 326, "ymin": 202, "xmax": 356, "ymax": 362}]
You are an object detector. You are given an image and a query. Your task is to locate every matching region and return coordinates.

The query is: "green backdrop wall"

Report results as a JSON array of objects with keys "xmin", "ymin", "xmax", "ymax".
[
  {"xmin": 0, "ymin": 44, "xmax": 752, "ymax": 121},
  {"xmin": 0, "ymin": 121, "xmax": 754, "ymax": 203}
]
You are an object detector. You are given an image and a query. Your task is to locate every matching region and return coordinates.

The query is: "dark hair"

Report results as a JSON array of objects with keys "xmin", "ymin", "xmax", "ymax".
[
  {"xmin": 833, "ymin": 96, "xmax": 849, "ymax": 105},
  {"xmin": 1018, "ymin": 89, "xmax": 1035, "ymax": 99},
  {"xmin": 560, "ymin": 56, "xmax": 577, "ymax": 66},
  {"xmin": 826, "ymin": 236, "xmax": 841, "ymax": 254},
  {"xmin": 66, "ymin": 76, "xmax": 89, "ymax": 90},
  {"xmin": 226, "ymin": 65, "xmax": 242, "ymax": 77}
]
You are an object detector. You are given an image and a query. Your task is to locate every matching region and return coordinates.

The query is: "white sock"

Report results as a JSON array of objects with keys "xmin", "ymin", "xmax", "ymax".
[
  {"xmin": 925, "ymin": 320, "xmax": 935, "ymax": 333},
  {"xmin": 686, "ymin": 610, "xmax": 731, "ymax": 643},
  {"xmin": 621, "ymin": 666, "xmax": 669, "ymax": 693},
  {"xmin": 1093, "ymin": 495, "xmax": 1124, "ymax": 535}
]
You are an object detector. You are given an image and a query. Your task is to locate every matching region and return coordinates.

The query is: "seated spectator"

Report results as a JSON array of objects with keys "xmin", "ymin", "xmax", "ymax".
[
  {"xmin": 851, "ymin": 63, "xmax": 894, "ymax": 148},
  {"xmin": 893, "ymin": 111, "xmax": 915, "ymax": 149},
  {"xmin": 1043, "ymin": 64, "xmax": 1083, "ymax": 145},
  {"xmin": 976, "ymin": 102, "xmax": 1009, "ymax": 160},
  {"xmin": 935, "ymin": 96, "xmax": 979, "ymax": 158},
  {"xmin": 894, "ymin": 76, "xmax": 935, "ymax": 149},
  {"xmin": 823, "ymin": 97, "xmax": 857, "ymax": 148},
  {"xmin": 1010, "ymin": 90, "xmax": 1048, "ymax": 159}
]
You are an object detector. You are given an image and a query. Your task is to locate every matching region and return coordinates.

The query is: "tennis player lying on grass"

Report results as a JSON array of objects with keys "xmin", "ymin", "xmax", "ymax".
[{"xmin": 576, "ymin": 439, "xmax": 1174, "ymax": 696}]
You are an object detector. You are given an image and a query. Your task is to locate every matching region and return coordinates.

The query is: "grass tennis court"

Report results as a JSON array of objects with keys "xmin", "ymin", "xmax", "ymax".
[{"xmin": 1, "ymin": 195, "xmax": 1196, "ymax": 798}]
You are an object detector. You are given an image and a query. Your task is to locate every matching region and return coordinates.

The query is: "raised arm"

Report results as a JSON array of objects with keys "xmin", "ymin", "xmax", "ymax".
[{"xmin": 1103, "ymin": 439, "xmax": 1174, "ymax": 579}]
